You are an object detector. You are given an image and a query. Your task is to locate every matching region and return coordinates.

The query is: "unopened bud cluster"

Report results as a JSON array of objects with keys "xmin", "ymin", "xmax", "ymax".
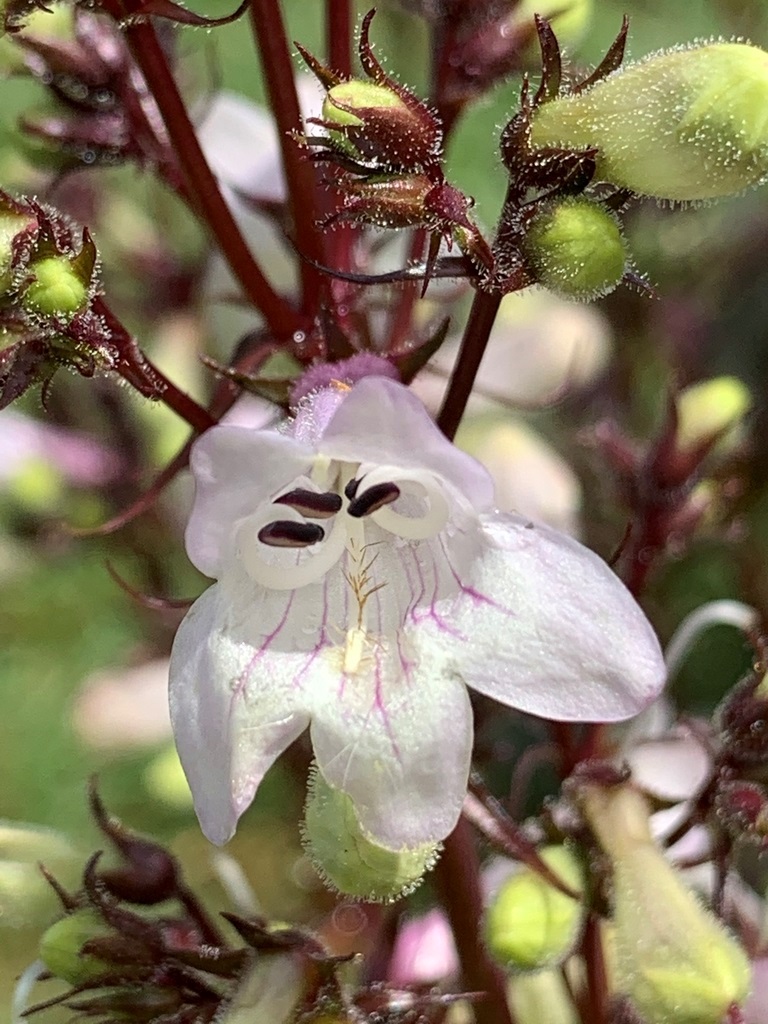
[
  {"xmin": 298, "ymin": 11, "xmax": 492, "ymax": 273},
  {"xmin": 0, "ymin": 190, "xmax": 160, "ymax": 409}
]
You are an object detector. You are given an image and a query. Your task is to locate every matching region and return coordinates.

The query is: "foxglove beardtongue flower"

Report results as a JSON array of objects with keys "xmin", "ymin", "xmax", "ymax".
[{"xmin": 170, "ymin": 375, "xmax": 666, "ymax": 851}]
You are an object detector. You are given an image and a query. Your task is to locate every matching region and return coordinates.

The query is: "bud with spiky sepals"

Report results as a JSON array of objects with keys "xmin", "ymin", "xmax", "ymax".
[
  {"xmin": 299, "ymin": 10, "xmax": 442, "ymax": 174},
  {"xmin": 530, "ymin": 41, "xmax": 768, "ymax": 202},
  {"xmin": 484, "ymin": 845, "xmax": 585, "ymax": 971},
  {"xmin": 320, "ymin": 78, "xmax": 442, "ymax": 172},
  {"xmin": 582, "ymin": 782, "xmax": 751, "ymax": 1024},
  {"xmin": 22, "ymin": 799, "xmax": 255, "ymax": 1023},
  {"xmin": 22, "ymin": 236, "xmax": 97, "ymax": 323},
  {"xmin": 328, "ymin": 173, "xmax": 493, "ymax": 272},
  {"xmin": 523, "ymin": 196, "xmax": 628, "ymax": 299},
  {"xmin": 0, "ymin": 191, "xmax": 91, "ymax": 303},
  {"xmin": 302, "ymin": 767, "xmax": 440, "ymax": 903}
]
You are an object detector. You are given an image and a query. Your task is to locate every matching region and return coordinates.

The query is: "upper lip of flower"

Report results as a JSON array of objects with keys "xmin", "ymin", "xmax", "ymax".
[{"xmin": 170, "ymin": 375, "xmax": 667, "ymax": 851}]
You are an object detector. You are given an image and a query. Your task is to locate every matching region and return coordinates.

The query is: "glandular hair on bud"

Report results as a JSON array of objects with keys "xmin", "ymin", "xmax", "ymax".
[
  {"xmin": 524, "ymin": 198, "xmax": 627, "ymax": 299},
  {"xmin": 583, "ymin": 784, "xmax": 750, "ymax": 1024},
  {"xmin": 40, "ymin": 910, "xmax": 112, "ymax": 986},
  {"xmin": 302, "ymin": 767, "xmax": 440, "ymax": 902},
  {"xmin": 530, "ymin": 42, "xmax": 768, "ymax": 202},
  {"xmin": 23, "ymin": 255, "xmax": 89, "ymax": 317},
  {"xmin": 675, "ymin": 376, "xmax": 751, "ymax": 453},
  {"xmin": 484, "ymin": 846, "xmax": 585, "ymax": 972}
]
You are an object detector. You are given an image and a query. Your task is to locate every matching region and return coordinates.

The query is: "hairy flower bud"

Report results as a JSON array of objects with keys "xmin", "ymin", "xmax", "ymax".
[
  {"xmin": 22, "ymin": 254, "xmax": 90, "ymax": 317},
  {"xmin": 300, "ymin": 12, "xmax": 443, "ymax": 173},
  {"xmin": 302, "ymin": 768, "xmax": 440, "ymax": 902},
  {"xmin": 675, "ymin": 376, "xmax": 751, "ymax": 454},
  {"xmin": 583, "ymin": 783, "xmax": 750, "ymax": 1024},
  {"xmin": 484, "ymin": 846, "xmax": 585, "ymax": 971},
  {"xmin": 530, "ymin": 42, "xmax": 768, "ymax": 201},
  {"xmin": 524, "ymin": 198, "xmax": 627, "ymax": 299},
  {"xmin": 322, "ymin": 80, "xmax": 440, "ymax": 169}
]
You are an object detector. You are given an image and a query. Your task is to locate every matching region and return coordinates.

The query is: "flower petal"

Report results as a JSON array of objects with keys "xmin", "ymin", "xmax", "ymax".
[
  {"xmin": 186, "ymin": 426, "xmax": 313, "ymax": 577},
  {"xmin": 320, "ymin": 377, "xmax": 494, "ymax": 511},
  {"xmin": 307, "ymin": 639, "xmax": 473, "ymax": 849},
  {"xmin": 169, "ymin": 581, "xmax": 311, "ymax": 845},
  {"xmin": 444, "ymin": 513, "xmax": 666, "ymax": 721}
]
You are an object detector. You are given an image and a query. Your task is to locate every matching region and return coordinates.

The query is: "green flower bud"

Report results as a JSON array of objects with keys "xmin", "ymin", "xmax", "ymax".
[
  {"xmin": 23, "ymin": 254, "xmax": 90, "ymax": 317},
  {"xmin": 323, "ymin": 80, "xmax": 406, "ymax": 129},
  {"xmin": 40, "ymin": 910, "xmax": 113, "ymax": 985},
  {"xmin": 524, "ymin": 198, "xmax": 627, "ymax": 299},
  {"xmin": 302, "ymin": 768, "xmax": 440, "ymax": 902},
  {"xmin": 675, "ymin": 376, "xmax": 751, "ymax": 453},
  {"xmin": 484, "ymin": 846, "xmax": 585, "ymax": 971},
  {"xmin": 317, "ymin": 76, "xmax": 441, "ymax": 170},
  {"xmin": 583, "ymin": 784, "xmax": 751, "ymax": 1024},
  {"xmin": 530, "ymin": 43, "xmax": 768, "ymax": 202}
]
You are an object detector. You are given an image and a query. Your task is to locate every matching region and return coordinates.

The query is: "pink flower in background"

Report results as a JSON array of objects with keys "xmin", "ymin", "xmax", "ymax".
[
  {"xmin": 0, "ymin": 409, "xmax": 117, "ymax": 487},
  {"xmin": 169, "ymin": 374, "xmax": 665, "ymax": 849},
  {"xmin": 387, "ymin": 909, "xmax": 459, "ymax": 986}
]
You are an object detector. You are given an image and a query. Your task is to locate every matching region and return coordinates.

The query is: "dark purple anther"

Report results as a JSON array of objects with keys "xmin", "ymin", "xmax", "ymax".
[
  {"xmin": 258, "ymin": 521, "xmax": 325, "ymax": 547},
  {"xmin": 347, "ymin": 482, "xmax": 401, "ymax": 518},
  {"xmin": 344, "ymin": 477, "xmax": 360, "ymax": 500},
  {"xmin": 273, "ymin": 488, "xmax": 342, "ymax": 518}
]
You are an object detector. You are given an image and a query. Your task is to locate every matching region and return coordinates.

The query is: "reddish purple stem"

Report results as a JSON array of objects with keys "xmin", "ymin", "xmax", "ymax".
[
  {"xmin": 119, "ymin": 13, "xmax": 300, "ymax": 338},
  {"xmin": 436, "ymin": 817, "xmax": 516, "ymax": 1024},
  {"xmin": 248, "ymin": 0, "xmax": 327, "ymax": 314}
]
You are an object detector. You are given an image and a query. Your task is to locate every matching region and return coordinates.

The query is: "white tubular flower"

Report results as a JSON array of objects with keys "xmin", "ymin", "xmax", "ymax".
[{"xmin": 169, "ymin": 376, "xmax": 666, "ymax": 849}]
